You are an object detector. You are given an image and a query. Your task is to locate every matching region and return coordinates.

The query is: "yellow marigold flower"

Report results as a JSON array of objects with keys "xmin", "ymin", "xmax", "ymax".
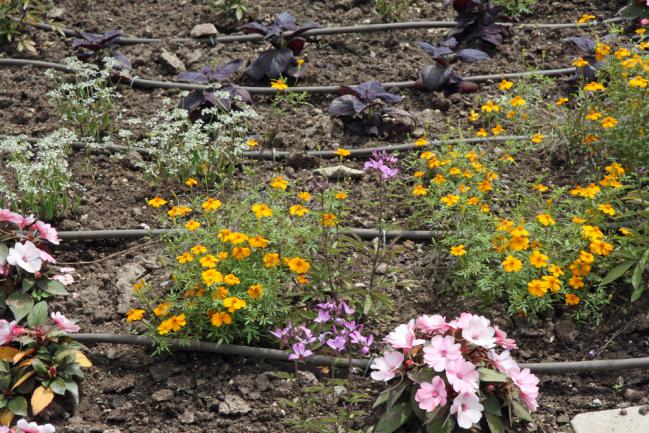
[
  {"xmin": 458, "ymin": 184, "xmax": 471, "ymax": 193},
  {"xmin": 583, "ymin": 134, "xmax": 599, "ymax": 145},
  {"xmin": 433, "ymin": 174, "xmax": 446, "ymax": 184},
  {"xmin": 502, "ymin": 255, "xmax": 523, "ymax": 272},
  {"xmin": 582, "ymin": 225, "xmax": 604, "ymax": 240},
  {"xmin": 527, "ymin": 279, "xmax": 548, "ymax": 297},
  {"xmin": 467, "ymin": 197, "xmax": 480, "ymax": 205},
  {"xmin": 185, "ymin": 178, "xmax": 198, "ymax": 187},
  {"xmin": 335, "ymin": 191, "xmax": 348, "ymax": 200},
  {"xmin": 295, "ymin": 275, "xmax": 309, "ymax": 285},
  {"xmin": 638, "ymin": 41, "xmax": 649, "ymax": 50},
  {"xmin": 126, "ymin": 309, "xmax": 145, "ymax": 322},
  {"xmin": 213, "ymin": 286, "xmax": 229, "ymax": 299},
  {"xmin": 287, "ymin": 257, "xmax": 310, "ymax": 274},
  {"xmin": 589, "ymin": 239, "xmax": 613, "ymax": 256},
  {"xmin": 411, "ymin": 184, "xmax": 428, "ymax": 196},
  {"xmin": 248, "ymin": 236, "xmax": 269, "ymax": 248},
  {"xmin": 218, "ymin": 229, "xmax": 232, "ymax": 242},
  {"xmin": 420, "ymin": 151, "xmax": 434, "ymax": 160},
  {"xmin": 298, "ymin": 191, "xmax": 311, "ymax": 202},
  {"xmin": 468, "ymin": 110, "xmax": 480, "ymax": 122},
  {"xmin": 619, "ymin": 227, "xmax": 634, "ymax": 236},
  {"xmin": 449, "ymin": 167, "xmax": 462, "ymax": 176},
  {"xmin": 637, "ymin": 28, "xmax": 647, "ymax": 35},
  {"xmin": 289, "ymin": 204, "xmax": 310, "ymax": 216},
  {"xmin": 246, "ymin": 138, "xmax": 258, "ymax": 148},
  {"xmin": 167, "ymin": 206, "xmax": 192, "ymax": 218},
  {"xmin": 210, "ymin": 311, "xmax": 232, "ymax": 327},
  {"xmin": 450, "ymin": 245, "xmax": 466, "ymax": 257},
  {"xmin": 505, "ymin": 110, "xmax": 516, "ymax": 119},
  {"xmin": 478, "ymin": 180, "xmax": 493, "ymax": 193},
  {"xmin": 157, "ymin": 314, "xmax": 186, "ymax": 335},
  {"xmin": 154, "ymin": 303, "xmax": 171, "ymax": 317},
  {"xmin": 441, "ymin": 194, "xmax": 460, "ymax": 207},
  {"xmin": 224, "ymin": 274, "xmax": 240, "ymax": 286},
  {"xmin": 595, "ymin": 43, "xmax": 611, "ymax": 61},
  {"xmin": 577, "ymin": 13, "xmax": 595, "ymax": 24},
  {"xmin": 499, "ymin": 154, "xmax": 515, "ymax": 163},
  {"xmin": 533, "ymin": 184, "xmax": 549, "ymax": 192},
  {"xmin": 223, "ymin": 296, "xmax": 247, "ymax": 313},
  {"xmin": 531, "ymin": 133, "xmax": 545, "ymax": 143},
  {"xmin": 414, "ymin": 171, "xmax": 425, "ymax": 178},
  {"xmin": 191, "ymin": 244, "xmax": 207, "ymax": 255},
  {"xmin": 184, "ymin": 219, "xmax": 201, "ymax": 231},
  {"xmin": 476, "ymin": 128, "xmax": 489, "ymax": 137},
  {"xmin": 271, "ymin": 78, "xmax": 288, "ymax": 91},
  {"xmin": 321, "ymin": 213, "xmax": 337, "ymax": 227},
  {"xmin": 600, "ymin": 116, "xmax": 618, "ymax": 128},
  {"xmin": 132, "ymin": 279, "xmax": 145, "ymax": 292},
  {"xmin": 585, "ymin": 110, "xmax": 602, "ymax": 121},
  {"xmin": 480, "ymin": 204, "xmax": 491, "ymax": 213},
  {"xmin": 568, "ymin": 275, "xmax": 584, "ymax": 289},
  {"xmin": 510, "ymin": 225, "xmax": 529, "ymax": 237},
  {"xmin": 227, "ymin": 232, "xmax": 249, "ymax": 245},
  {"xmin": 510, "ymin": 96, "xmax": 526, "ymax": 107},
  {"xmin": 597, "ymin": 203, "xmax": 616, "ymax": 216},
  {"xmin": 263, "ymin": 252, "xmax": 280, "ymax": 268},
  {"xmin": 202, "ymin": 269, "xmax": 224, "ymax": 286},
  {"xmin": 248, "ymin": 284, "xmax": 263, "ymax": 299},
  {"xmin": 199, "ymin": 254, "xmax": 219, "ymax": 268},
  {"xmin": 481, "ymin": 101, "xmax": 501, "ymax": 112},
  {"xmin": 232, "ymin": 246, "xmax": 251, "ymax": 260},
  {"xmin": 335, "ymin": 148, "xmax": 351, "ymax": 157},
  {"xmin": 147, "ymin": 196, "xmax": 168, "ymax": 208},
  {"xmin": 565, "ymin": 294, "xmax": 580, "ymax": 305},
  {"xmin": 415, "ymin": 137, "xmax": 428, "ymax": 146},
  {"xmin": 614, "ymin": 47, "xmax": 631, "ymax": 60},
  {"xmin": 491, "ymin": 124, "xmax": 505, "ymax": 135},
  {"xmin": 297, "ymin": 58, "xmax": 305, "ymax": 66},
  {"xmin": 509, "ymin": 236, "xmax": 529, "ymax": 251},
  {"xmin": 498, "ymin": 79, "xmax": 514, "ymax": 90},
  {"xmin": 536, "ymin": 213, "xmax": 556, "ymax": 226},
  {"xmin": 584, "ymin": 81, "xmax": 605, "ymax": 91},
  {"xmin": 202, "ymin": 197, "xmax": 222, "ymax": 212},
  {"xmin": 177, "ymin": 252, "xmax": 194, "ymax": 264},
  {"xmin": 542, "ymin": 275, "xmax": 562, "ymax": 293},
  {"xmin": 270, "ymin": 176, "xmax": 289, "ymax": 190},
  {"xmin": 529, "ymin": 250, "xmax": 549, "ymax": 268},
  {"xmin": 572, "ymin": 57, "xmax": 589, "ymax": 67},
  {"xmin": 556, "ymin": 97, "xmax": 569, "ymax": 106},
  {"xmin": 497, "ymin": 219, "xmax": 514, "ymax": 232},
  {"xmin": 606, "ymin": 162, "xmax": 625, "ymax": 177},
  {"xmin": 549, "ymin": 264, "xmax": 564, "ymax": 277},
  {"xmin": 579, "ymin": 250, "xmax": 595, "ymax": 264},
  {"xmin": 629, "ymin": 75, "xmax": 649, "ymax": 88},
  {"xmin": 218, "ymin": 251, "xmax": 228, "ymax": 260},
  {"xmin": 252, "ymin": 203, "xmax": 273, "ymax": 218}
]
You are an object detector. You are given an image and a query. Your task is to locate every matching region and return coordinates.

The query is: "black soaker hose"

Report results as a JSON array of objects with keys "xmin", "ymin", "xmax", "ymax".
[
  {"xmin": 0, "ymin": 58, "xmax": 576, "ymax": 94},
  {"xmin": 34, "ymin": 17, "xmax": 627, "ymax": 45},
  {"xmin": 73, "ymin": 333, "xmax": 649, "ymax": 374}
]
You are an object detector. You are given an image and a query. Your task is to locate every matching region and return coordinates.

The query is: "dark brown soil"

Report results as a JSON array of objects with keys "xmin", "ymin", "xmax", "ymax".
[{"xmin": 3, "ymin": 1, "xmax": 648, "ymax": 433}]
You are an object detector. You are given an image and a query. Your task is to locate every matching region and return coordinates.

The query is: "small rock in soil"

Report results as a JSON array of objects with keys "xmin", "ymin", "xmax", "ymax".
[
  {"xmin": 254, "ymin": 373, "xmax": 272, "ymax": 392},
  {"xmin": 191, "ymin": 23, "xmax": 218, "ymax": 38},
  {"xmin": 185, "ymin": 49, "xmax": 203, "ymax": 66},
  {"xmin": 557, "ymin": 414, "xmax": 570, "ymax": 424},
  {"xmin": 218, "ymin": 395, "xmax": 251, "ymax": 416},
  {"xmin": 285, "ymin": 152, "xmax": 319, "ymax": 169},
  {"xmin": 590, "ymin": 398, "xmax": 603, "ymax": 408},
  {"xmin": 375, "ymin": 263, "xmax": 388, "ymax": 275},
  {"xmin": 160, "ymin": 49, "xmax": 186, "ymax": 73},
  {"xmin": 298, "ymin": 370, "xmax": 318, "ymax": 385},
  {"xmin": 555, "ymin": 319, "xmax": 579, "ymax": 343},
  {"xmin": 167, "ymin": 375, "xmax": 192, "ymax": 390},
  {"xmin": 115, "ymin": 261, "xmax": 147, "ymax": 314},
  {"xmin": 624, "ymin": 389, "xmax": 644, "ymax": 402},
  {"xmin": 178, "ymin": 410, "xmax": 196, "ymax": 424},
  {"xmin": 102, "ymin": 375, "xmax": 135, "ymax": 393},
  {"xmin": 313, "ymin": 165, "xmax": 364, "ymax": 180},
  {"xmin": 152, "ymin": 389, "xmax": 174, "ymax": 402},
  {"xmin": 149, "ymin": 364, "xmax": 172, "ymax": 382}
]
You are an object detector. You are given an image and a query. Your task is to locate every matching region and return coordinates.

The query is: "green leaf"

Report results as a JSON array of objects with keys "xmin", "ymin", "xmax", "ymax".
[
  {"xmin": 375, "ymin": 401, "xmax": 412, "ymax": 433},
  {"xmin": 485, "ymin": 412, "xmax": 505, "ymax": 433},
  {"xmin": 512, "ymin": 400, "xmax": 533, "ymax": 423},
  {"xmin": 65, "ymin": 381, "xmax": 79, "ymax": 405},
  {"xmin": 373, "ymin": 389, "xmax": 390, "ymax": 408},
  {"xmin": 50, "ymin": 378, "xmax": 66, "ymax": 395},
  {"xmin": 5, "ymin": 292, "xmax": 34, "ymax": 322},
  {"xmin": 363, "ymin": 294, "xmax": 373, "ymax": 315},
  {"xmin": 27, "ymin": 301, "xmax": 48, "ymax": 327},
  {"xmin": 37, "ymin": 279, "xmax": 69, "ymax": 296},
  {"xmin": 631, "ymin": 262, "xmax": 643, "ymax": 290},
  {"xmin": 7, "ymin": 396, "xmax": 27, "ymax": 416},
  {"xmin": 484, "ymin": 393, "xmax": 502, "ymax": 416},
  {"xmin": 0, "ymin": 244, "xmax": 8, "ymax": 263},
  {"xmin": 478, "ymin": 367, "xmax": 509, "ymax": 383},
  {"xmin": 426, "ymin": 415, "xmax": 455, "ymax": 433},
  {"xmin": 600, "ymin": 260, "xmax": 636, "ymax": 286}
]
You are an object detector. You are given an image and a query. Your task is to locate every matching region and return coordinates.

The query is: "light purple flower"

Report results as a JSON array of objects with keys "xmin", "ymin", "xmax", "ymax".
[
  {"xmin": 363, "ymin": 151, "xmax": 399, "ymax": 180},
  {"xmin": 50, "ymin": 312, "xmax": 80, "ymax": 333},
  {"xmin": 314, "ymin": 308, "xmax": 331, "ymax": 323},
  {"xmin": 415, "ymin": 376, "xmax": 448, "ymax": 412},
  {"xmin": 350, "ymin": 331, "xmax": 373, "ymax": 355},
  {"xmin": 446, "ymin": 359, "xmax": 479, "ymax": 394},
  {"xmin": 326, "ymin": 335, "xmax": 348, "ymax": 353},
  {"xmin": 370, "ymin": 351, "xmax": 404, "ymax": 381},
  {"xmin": 450, "ymin": 392, "xmax": 484, "ymax": 429},
  {"xmin": 6, "ymin": 241, "xmax": 43, "ymax": 273},
  {"xmin": 288, "ymin": 342, "xmax": 313, "ymax": 361},
  {"xmin": 423, "ymin": 335, "xmax": 462, "ymax": 372}
]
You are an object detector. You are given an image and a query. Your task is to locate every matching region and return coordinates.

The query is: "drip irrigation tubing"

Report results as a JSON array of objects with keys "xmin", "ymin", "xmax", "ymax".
[
  {"xmin": 5, "ymin": 135, "xmax": 534, "ymax": 159},
  {"xmin": 33, "ymin": 17, "xmax": 627, "ymax": 46},
  {"xmin": 56, "ymin": 228, "xmax": 442, "ymax": 242},
  {"xmin": 73, "ymin": 332, "xmax": 649, "ymax": 374},
  {"xmin": 0, "ymin": 58, "xmax": 577, "ymax": 95}
]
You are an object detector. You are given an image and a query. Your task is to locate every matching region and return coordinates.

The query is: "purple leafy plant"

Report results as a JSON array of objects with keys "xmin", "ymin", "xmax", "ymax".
[
  {"xmin": 445, "ymin": 0, "xmax": 510, "ymax": 47},
  {"xmin": 242, "ymin": 12, "xmax": 319, "ymax": 80},
  {"xmin": 71, "ymin": 30, "xmax": 131, "ymax": 71}
]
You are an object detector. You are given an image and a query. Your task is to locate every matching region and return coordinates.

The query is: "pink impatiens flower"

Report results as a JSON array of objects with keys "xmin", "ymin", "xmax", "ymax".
[
  {"xmin": 423, "ymin": 335, "xmax": 462, "ymax": 372},
  {"xmin": 0, "ymin": 319, "xmax": 25, "ymax": 345},
  {"xmin": 450, "ymin": 392, "xmax": 484, "ymax": 429},
  {"xmin": 52, "ymin": 274, "xmax": 74, "ymax": 286},
  {"xmin": 494, "ymin": 325, "xmax": 518, "ymax": 349},
  {"xmin": 50, "ymin": 312, "xmax": 80, "ymax": 333},
  {"xmin": 461, "ymin": 316, "xmax": 496, "ymax": 349},
  {"xmin": 16, "ymin": 419, "xmax": 56, "ymax": 433},
  {"xmin": 35, "ymin": 221, "xmax": 60, "ymax": 245},
  {"xmin": 383, "ymin": 320, "xmax": 425, "ymax": 351},
  {"xmin": 445, "ymin": 359, "xmax": 479, "ymax": 394},
  {"xmin": 415, "ymin": 314, "xmax": 449, "ymax": 335},
  {"xmin": 487, "ymin": 350, "xmax": 518, "ymax": 374},
  {"xmin": 415, "ymin": 376, "xmax": 448, "ymax": 412},
  {"xmin": 370, "ymin": 351, "xmax": 404, "ymax": 381},
  {"xmin": 509, "ymin": 367, "xmax": 540, "ymax": 411},
  {"xmin": 6, "ymin": 241, "xmax": 43, "ymax": 273},
  {"xmin": 0, "ymin": 209, "xmax": 27, "ymax": 226}
]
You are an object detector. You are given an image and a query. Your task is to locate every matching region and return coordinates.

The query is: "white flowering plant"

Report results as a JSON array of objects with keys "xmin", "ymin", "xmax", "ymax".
[
  {"xmin": 370, "ymin": 313, "xmax": 538, "ymax": 433},
  {"xmin": 0, "ymin": 209, "xmax": 75, "ymax": 323},
  {"xmin": 0, "ymin": 130, "xmax": 76, "ymax": 220}
]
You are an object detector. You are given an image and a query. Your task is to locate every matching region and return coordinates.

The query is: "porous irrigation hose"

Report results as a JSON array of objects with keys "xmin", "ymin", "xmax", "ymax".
[
  {"xmin": 0, "ymin": 58, "xmax": 577, "ymax": 94},
  {"xmin": 33, "ymin": 17, "xmax": 627, "ymax": 46},
  {"xmin": 73, "ymin": 333, "xmax": 649, "ymax": 374},
  {"xmin": 7, "ymin": 135, "xmax": 533, "ymax": 159},
  {"xmin": 57, "ymin": 228, "xmax": 442, "ymax": 242}
]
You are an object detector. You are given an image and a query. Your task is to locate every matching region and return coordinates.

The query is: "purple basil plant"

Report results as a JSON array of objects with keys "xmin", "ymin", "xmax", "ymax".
[
  {"xmin": 446, "ymin": 0, "xmax": 510, "ymax": 47},
  {"xmin": 328, "ymin": 81, "xmax": 414, "ymax": 138},
  {"xmin": 176, "ymin": 59, "xmax": 252, "ymax": 120},
  {"xmin": 71, "ymin": 30, "xmax": 131, "ymax": 71},
  {"xmin": 363, "ymin": 151, "xmax": 399, "ymax": 180}
]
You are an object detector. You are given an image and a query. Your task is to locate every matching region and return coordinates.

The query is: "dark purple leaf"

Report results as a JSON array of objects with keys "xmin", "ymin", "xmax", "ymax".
[
  {"xmin": 287, "ymin": 23, "xmax": 320, "ymax": 40},
  {"xmin": 328, "ymin": 95, "xmax": 366, "ymax": 117},
  {"xmin": 286, "ymin": 37, "xmax": 305, "ymax": 55},
  {"xmin": 112, "ymin": 51, "xmax": 131, "ymax": 70},
  {"xmin": 564, "ymin": 36, "xmax": 596, "ymax": 54},
  {"xmin": 419, "ymin": 42, "xmax": 454, "ymax": 59},
  {"xmin": 241, "ymin": 22, "xmax": 268, "ymax": 36},
  {"xmin": 481, "ymin": 31, "xmax": 502, "ymax": 46},
  {"xmin": 353, "ymin": 80, "xmax": 387, "ymax": 101},
  {"xmin": 336, "ymin": 85, "xmax": 360, "ymax": 97},
  {"xmin": 177, "ymin": 71, "xmax": 210, "ymax": 84},
  {"xmin": 375, "ymin": 92, "xmax": 402, "ymax": 104},
  {"xmin": 456, "ymin": 48, "xmax": 490, "ymax": 63},
  {"xmin": 420, "ymin": 64, "xmax": 453, "ymax": 91},
  {"xmin": 274, "ymin": 12, "xmax": 297, "ymax": 30},
  {"xmin": 286, "ymin": 62, "xmax": 307, "ymax": 79},
  {"xmin": 210, "ymin": 59, "xmax": 245, "ymax": 81},
  {"xmin": 180, "ymin": 91, "xmax": 205, "ymax": 111},
  {"xmin": 458, "ymin": 81, "xmax": 480, "ymax": 93},
  {"xmin": 247, "ymin": 48, "xmax": 294, "ymax": 80},
  {"xmin": 441, "ymin": 37, "xmax": 458, "ymax": 49}
]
